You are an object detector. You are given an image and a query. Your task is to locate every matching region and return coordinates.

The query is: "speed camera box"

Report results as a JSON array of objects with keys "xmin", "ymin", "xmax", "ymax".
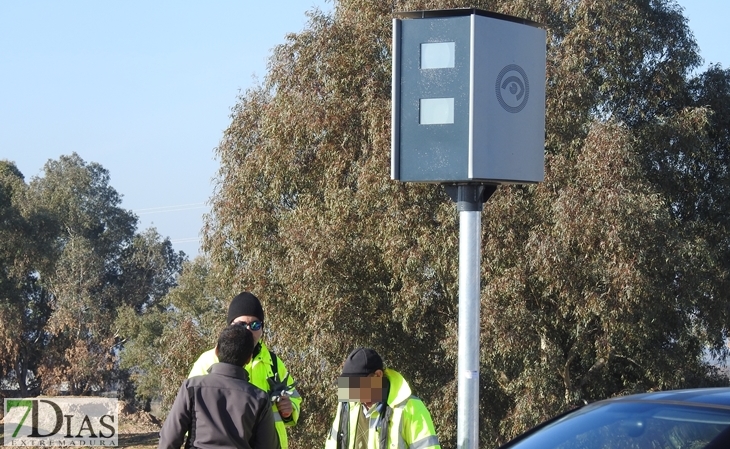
[{"xmin": 391, "ymin": 9, "xmax": 546, "ymax": 184}]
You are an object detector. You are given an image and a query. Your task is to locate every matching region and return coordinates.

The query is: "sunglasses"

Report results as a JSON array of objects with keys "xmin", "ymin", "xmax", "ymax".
[{"xmin": 234, "ymin": 320, "xmax": 263, "ymax": 331}]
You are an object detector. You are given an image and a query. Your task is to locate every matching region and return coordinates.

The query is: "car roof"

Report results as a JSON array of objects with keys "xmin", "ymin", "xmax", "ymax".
[
  {"xmin": 596, "ymin": 387, "xmax": 730, "ymax": 409},
  {"xmin": 498, "ymin": 388, "xmax": 730, "ymax": 449}
]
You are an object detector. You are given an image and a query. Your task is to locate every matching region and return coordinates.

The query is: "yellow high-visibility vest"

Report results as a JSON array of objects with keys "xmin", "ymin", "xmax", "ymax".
[{"xmin": 325, "ymin": 369, "xmax": 440, "ymax": 449}]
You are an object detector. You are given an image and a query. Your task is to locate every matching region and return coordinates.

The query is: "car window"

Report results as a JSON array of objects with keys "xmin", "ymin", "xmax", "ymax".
[{"xmin": 501, "ymin": 402, "xmax": 730, "ymax": 449}]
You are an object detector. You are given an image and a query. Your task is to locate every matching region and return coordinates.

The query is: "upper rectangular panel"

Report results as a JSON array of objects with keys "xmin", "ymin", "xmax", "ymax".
[{"xmin": 420, "ymin": 42, "xmax": 455, "ymax": 69}]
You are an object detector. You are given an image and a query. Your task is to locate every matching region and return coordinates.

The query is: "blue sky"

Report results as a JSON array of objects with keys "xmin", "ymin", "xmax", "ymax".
[
  {"xmin": 2, "ymin": 1, "xmax": 727, "ymax": 259},
  {"xmin": 1, "ymin": 1, "xmax": 332, "ymax": 257}
]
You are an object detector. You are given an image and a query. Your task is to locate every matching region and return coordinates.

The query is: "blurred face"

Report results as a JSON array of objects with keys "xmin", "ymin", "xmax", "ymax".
[
  {"xmin": 231, "ymin": 315, "xmax": 263, "ymax": 346},
  {"xmin": 337, "ymin": 370, "xmax": 385, "ymax": 406}
]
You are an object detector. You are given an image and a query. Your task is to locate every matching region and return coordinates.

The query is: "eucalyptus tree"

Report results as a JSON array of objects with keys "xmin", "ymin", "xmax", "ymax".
[
  {"xmin": 201, "ymin": 0, "xmax": 729, "ymax": 446},
  {"xmin": 23, "ymin": 153, "xmax": 184, "ymax": 395},
  {"xmin": 1, "ymin": 155, "xmax": 184, "ymax": 397},
  {"xmin": 117, "ymin": 255, "xmax": 226, "ymax": 411},
  {"xmin": 0, "ymin": 161, "xmax": 57, "ymax": 396},
  {"xmin": 0, "ymin": 161, "xmax": 28, "ymax": 382},
  {"xmin": 19, "ymin": 153, "xmax": 135, "ymax": 394},
  {"xmin": 476, "ymin": 0, "xmax": 730, "ymax": 441}
]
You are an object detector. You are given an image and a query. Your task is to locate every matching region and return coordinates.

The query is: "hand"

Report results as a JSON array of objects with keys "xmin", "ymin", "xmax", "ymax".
[{"xmin": 277, "ymin": 395, "xmax": 293, "ymax": 418}]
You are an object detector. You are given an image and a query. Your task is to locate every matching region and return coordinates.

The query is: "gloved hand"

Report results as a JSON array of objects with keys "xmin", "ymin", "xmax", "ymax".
[{"xmin": 268, "ymin": 372, "xmax": 296, "ymax": 419}]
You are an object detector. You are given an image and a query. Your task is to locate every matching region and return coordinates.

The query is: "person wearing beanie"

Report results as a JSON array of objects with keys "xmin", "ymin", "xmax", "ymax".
[
  {"xmin": 188, "ymin": 292, "xmax": 301, "ymax": 449},
  {"xmin": 325, "ymin": 347, "xmax": 441, "ymax": 449}
]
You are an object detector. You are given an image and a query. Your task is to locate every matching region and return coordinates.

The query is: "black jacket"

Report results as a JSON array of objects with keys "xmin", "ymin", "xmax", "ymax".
[{"xmin": 158, "ymin": 363, "xmax": 278, "ymax": 449}]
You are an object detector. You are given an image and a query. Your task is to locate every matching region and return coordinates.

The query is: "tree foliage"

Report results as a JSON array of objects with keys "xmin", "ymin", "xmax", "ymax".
[
  {"xmin": 3, "ymin": 11, "xmax": 725, "ymax": 443},
  {"xmin": 117, "ymin": 255, "xmax": 228, "ymax": 413},
  {"xmin": 0, "ymin": 161, "xmax": 58, "ymax": 396},
  {"xmin": 198, "ymin": 0, "xmax": 730, "ymax": 446},
  {"xmin": 0, "ymin": 153, "xmax": 184, "ymax": 399}
]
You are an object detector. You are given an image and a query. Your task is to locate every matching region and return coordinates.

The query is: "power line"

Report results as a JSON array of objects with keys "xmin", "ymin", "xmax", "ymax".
[
  {"xmin": 170, "ymin": 237, "xmax": 201, "ymax": 244},
  {"xmin": 133, "ymin": 202, "xmax": 207, "ymax": 215}
]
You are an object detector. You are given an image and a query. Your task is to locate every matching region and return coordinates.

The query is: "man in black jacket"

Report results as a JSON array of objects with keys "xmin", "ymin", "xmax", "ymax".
[{"xmin": 158, "ymin": 324, "xmax": 278, "ymax": 449}]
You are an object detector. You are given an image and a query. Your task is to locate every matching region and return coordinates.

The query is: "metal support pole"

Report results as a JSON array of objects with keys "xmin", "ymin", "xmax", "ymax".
[
  {"xmin": 445, "ymin": 184, "xmax": 496, "ymax": 449},
  {"xmin": 458, "ymin": 187, "xmax": 481, "ymax": 449}
]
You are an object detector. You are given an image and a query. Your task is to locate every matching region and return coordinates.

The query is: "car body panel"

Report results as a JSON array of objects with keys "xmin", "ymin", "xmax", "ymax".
[{"xmin": 498, "ymin": 388, "xmax": 730, "ymax": 449}]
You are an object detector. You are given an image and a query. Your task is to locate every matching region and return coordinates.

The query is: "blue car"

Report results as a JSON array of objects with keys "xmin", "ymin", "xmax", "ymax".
[{"xmin": 498, "ymin": 388, "xmax": 730, "ymax": 448}]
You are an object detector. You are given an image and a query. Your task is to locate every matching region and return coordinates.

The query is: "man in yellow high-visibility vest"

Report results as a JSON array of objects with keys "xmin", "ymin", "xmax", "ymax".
[
  {"xmin": 189, "ymin": 292, "xmax": 301, "ymax": 449},
  {"xmin": 325, "ymin": 347, "xmax": 441, "ymax": 449}
]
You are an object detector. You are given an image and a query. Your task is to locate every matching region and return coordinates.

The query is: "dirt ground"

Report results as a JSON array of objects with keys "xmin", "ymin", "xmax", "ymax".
[
  {"xmin": 116, "ymin": 400, "xmax": 161, "ymax": 448},
  {"xmin": 1, "ymin": 400, "xmax": 161, "ymax": 448},
  {"xmin": 117, "ymin": 432, "xmax": 159, "ymax": 449},
  {"xmin": 117, "ymin": 431, "xmax": 159, "ymax": 449}
]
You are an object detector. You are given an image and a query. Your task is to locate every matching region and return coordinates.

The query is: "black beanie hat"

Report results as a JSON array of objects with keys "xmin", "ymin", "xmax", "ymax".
[
  {"xmin": 227, "ymin": 292, "xmax": 265, "ymax": 325},
  {"xmin": 340, "ymin": 347, "xmax": 384, "ymax": 377}
]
